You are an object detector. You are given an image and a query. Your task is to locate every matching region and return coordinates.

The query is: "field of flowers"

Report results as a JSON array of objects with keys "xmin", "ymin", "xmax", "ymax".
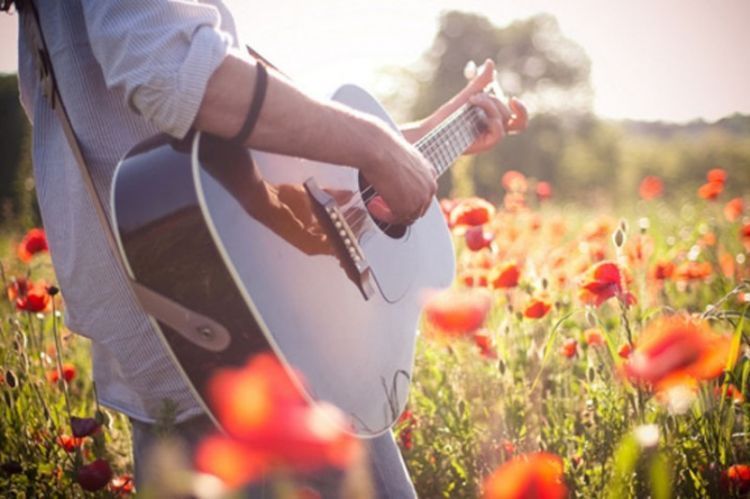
[{"xmin": 1, "ymin": 167, "xmax": 749, "ymax": 497}]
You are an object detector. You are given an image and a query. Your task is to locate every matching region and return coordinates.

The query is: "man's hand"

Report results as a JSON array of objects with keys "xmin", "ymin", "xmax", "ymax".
[
  {"xmin": 361, "ymin": 130, "xmax": 437, "ymax": 225},
  {"xmin": 401, "ymin": 59, "xmax": 529, "ymax": 153}
]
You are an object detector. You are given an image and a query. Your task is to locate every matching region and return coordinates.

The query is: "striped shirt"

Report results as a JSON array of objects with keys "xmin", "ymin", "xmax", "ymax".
[{"xmin": 17, "ymin": 0, "xmax": 238, "ymax": 422}]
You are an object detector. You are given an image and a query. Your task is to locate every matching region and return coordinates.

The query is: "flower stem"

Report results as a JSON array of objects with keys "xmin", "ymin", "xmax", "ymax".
[{"xmin": 50, "ymin": 294, "xmax": 78, "ymax": 460}]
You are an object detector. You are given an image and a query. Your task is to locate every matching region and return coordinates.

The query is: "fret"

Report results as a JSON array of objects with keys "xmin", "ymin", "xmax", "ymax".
[{"xmin": 415, "ymin": 101, "xmax": 485, "ymax": 179}]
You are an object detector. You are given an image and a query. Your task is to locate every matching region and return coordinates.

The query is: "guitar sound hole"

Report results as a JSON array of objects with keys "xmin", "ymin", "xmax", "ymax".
[{"xmin": 358, "ymin": 173, "xmax": 407, "ymax": 239}]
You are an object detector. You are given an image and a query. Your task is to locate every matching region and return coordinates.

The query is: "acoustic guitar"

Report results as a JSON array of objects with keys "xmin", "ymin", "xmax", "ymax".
[{"xmin": 111, "ymin": 84, "xmax": 489, "ymax": 437}]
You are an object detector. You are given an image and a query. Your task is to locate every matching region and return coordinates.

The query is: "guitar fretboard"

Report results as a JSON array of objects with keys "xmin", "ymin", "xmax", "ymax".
[{"xmin": 414, "ymin": 104, "xmax": 485, "ymax": 178}]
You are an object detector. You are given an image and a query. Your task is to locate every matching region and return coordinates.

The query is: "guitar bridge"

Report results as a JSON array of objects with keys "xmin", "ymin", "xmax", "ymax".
[{"xmin": 304, "ymin": 177, "xmax": 375, "ymax": 300}]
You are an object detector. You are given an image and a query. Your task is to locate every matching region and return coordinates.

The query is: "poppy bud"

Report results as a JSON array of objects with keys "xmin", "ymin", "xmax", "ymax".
[
  {"xmin": 587, "ymin": 365, "xmax": 596, "ymax": 383},
  {"xmin": 613, "ymin": 227, "xmax": 626, "ymax": 248},
  {"xmin": 586, "ymin": 310, "xmax": 597, "ymax": 327},
  {"xmin": 4, "ymin": 370, "xmax": 17, "ymax": 389},
  {"xmin": 71, "ymin": 417, "xmax": 101, "ymax": 438},
  {"xmin": 75, "ymin": 459, "xmax": 113, "ymax": 492},
  {"xmin": 498, "ymin": 359, "xmax": 506, "ymax": 375}
]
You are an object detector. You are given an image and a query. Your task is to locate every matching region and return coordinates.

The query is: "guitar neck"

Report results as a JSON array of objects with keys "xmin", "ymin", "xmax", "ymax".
[{"xmin": 414, "ymin": 104, "xmax": 485, "ymax": 178}]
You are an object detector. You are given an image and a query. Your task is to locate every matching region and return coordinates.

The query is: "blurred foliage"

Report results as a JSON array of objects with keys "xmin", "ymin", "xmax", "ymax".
[
  {"xmin": 0, "ymin": 73, "xmax": 36, "ymax": 229},
  {"xmin": 383, "ymin": 11, "xmax": 750, "ymax": 204}
]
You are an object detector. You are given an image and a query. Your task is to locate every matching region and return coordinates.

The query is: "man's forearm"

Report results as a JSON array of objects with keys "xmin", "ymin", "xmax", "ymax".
[{"xmin": 193, "ymin": 51, "xmax": 397, "ymax": 175}]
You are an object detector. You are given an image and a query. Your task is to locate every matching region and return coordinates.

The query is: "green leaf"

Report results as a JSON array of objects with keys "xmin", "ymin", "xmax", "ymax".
[
  {"xmin": 606, "ymin": 434, "xmax": 640, "ymax": 499},
  {"xmin": 649, "ymin": 451, "xmax": 672, "ymax": 499}
]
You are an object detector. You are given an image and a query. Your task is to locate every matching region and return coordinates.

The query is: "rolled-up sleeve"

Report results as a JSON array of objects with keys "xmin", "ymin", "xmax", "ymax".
[{"xmin": 82, "ymin": 0, "xmax": 233, "ymax": 138}]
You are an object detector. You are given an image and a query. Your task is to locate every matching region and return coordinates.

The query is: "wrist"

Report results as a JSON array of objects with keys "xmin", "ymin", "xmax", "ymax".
[{"xmin": 359, "ymin": 119, "xmax": 397, "ymax": 175}]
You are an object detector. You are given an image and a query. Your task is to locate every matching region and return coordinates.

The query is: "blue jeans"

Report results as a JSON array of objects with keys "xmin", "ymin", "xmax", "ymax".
[{"xmin": 130, "ymin": 414, "xmax": 416, "ymax": 498}]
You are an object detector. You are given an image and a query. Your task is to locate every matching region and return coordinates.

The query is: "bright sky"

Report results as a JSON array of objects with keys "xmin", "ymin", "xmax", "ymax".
[{"xmin": 1, "ymin": 0, "xmax": 749, "ymax": 123}]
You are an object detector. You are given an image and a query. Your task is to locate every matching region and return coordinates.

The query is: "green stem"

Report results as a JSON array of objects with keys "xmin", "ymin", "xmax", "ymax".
[{"xmin": 50, "ymin": 295, "xmax": 79, "ymax": 461}]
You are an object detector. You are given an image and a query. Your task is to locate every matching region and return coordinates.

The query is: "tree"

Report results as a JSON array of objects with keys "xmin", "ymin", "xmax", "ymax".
[
  {"xmin": 0, "ymin": 74, "xmax": 35, "ymax": 228},
  {"xmin": 397, "ymin": 11, "xmax": 593, "ymax": 199}
]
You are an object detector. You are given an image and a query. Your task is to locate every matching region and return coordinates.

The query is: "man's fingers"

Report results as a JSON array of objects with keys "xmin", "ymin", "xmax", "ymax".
[
  {"xmin": 470, "ymin": 93, "xmax": 511, "ymax": 127},
  {"xmin": 507, "ymin": 97, "xmax": 529, "ymax": 134},
  {"xmin": 456, "ymin": 59, "xmax": 495, "ymax": 102}
]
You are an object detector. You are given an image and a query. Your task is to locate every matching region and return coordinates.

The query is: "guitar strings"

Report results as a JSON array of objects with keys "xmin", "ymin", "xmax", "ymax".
[
  {"xmin": 355, "ymin": 106, "xmax": 482, "ymax": 204},
  {"xmin": 340, "ymin": 109, "xmax": 484, "ymax": 233},
  {"xmin": 344, "ymin": 110, "xmax": 483, "ymax": 233}
]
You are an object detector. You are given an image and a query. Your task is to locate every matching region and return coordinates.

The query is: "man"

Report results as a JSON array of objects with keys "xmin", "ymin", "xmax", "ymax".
[{"xmin": 14, "ymin": 0, "xmax": 526, "ymax": 496}]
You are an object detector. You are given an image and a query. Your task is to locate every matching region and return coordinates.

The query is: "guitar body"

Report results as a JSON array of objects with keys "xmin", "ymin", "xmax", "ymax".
[{"xmin": 111, "ymin": 85, "xmax": 455, "ymax": 436}]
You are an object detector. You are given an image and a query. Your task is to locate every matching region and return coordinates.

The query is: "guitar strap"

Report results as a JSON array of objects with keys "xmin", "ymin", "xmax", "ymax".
[{"xmin": 18, "ymin": 0, "xmax": 238, "ymax": 350}]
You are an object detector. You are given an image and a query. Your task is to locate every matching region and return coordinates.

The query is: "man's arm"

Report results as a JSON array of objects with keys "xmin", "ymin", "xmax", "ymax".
[
  {"xmin": 80, "ymin": 1, "xmax": 435, "ymax": 224},
  {"xmin": 194, "ymin": 51, "xmax": 437, "ymax": 224}
]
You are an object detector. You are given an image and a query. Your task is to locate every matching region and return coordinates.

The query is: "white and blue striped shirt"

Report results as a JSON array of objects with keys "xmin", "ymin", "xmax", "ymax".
[{"xmin": 17, "ymin": 0, "xmax": 238, "ymax": 422}]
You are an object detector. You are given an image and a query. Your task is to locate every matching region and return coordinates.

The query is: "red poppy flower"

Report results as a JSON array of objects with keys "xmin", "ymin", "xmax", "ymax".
[
  {"xmin": 524, "ymin": 298, "xmax": 551, "ymax": 319},
  {"xmin": 461, "ymin": 270, "xmax": 488, "ymax": 288},
  {"xmin": 473, "ymin": 329, "xmax": 497, "ymax": 359},
  {"xmin": 449, "ymin": 197, "xmax": 496, "ymax": 227},
  {"xmin": 196, "ymin": 435, "xmax": 268, "ymax": 487},
  {"xmin": 650, "ymin": 261, "xmax": 675, "ymax": 281},
  {"xmin": 465, "ymin": 225, "xmax": 494, "ymax": 251},
  {"xmin": 12, "ymin": 279, "xmax": 51, "ymax": 313},
  {"xmin": 618, "ymin": 343, "xmax": 633, "ymax": 359},
  {"xmin": 719, "ymin": 251, "xmax": 736, "ymax": 278},
  {"xmin": 579, "ymin": 261, "xmax": 635, "ymax": 307},
  {"xmin": 623, "ymin": 315, "xmax": 735, "ymax": 391},
  {"xmin": 707, "ymin": 168, "xmax": 727, "ymax": 184},
  {"xmin": 722, "ymin": 464, "xmax": 750, "ymax": 495},
  {"xmin": 483, "ymin": 452, "xmax": 567, "ymax": 499},
  {"xmin": 714, "ymin": 384, "xmax": 745, "ymax": 404},
  {"xmin": 423, "ymin": 289, "xmax": 492, "ymax": 336},
  {"xmin": 57, "ymin": 434, "xmax": 84, "ymax": 453},
  {"xmin": 639, "ymin": 176, "xmax": 663, "ymax": 200},
  {"xmin": 724, "ymin": 197, "xmax": 744, "ymax": 222},
  {"xmin": 76, "ymin": 459, "xmax": 113, "ymax": 492},
  {"xmin": 17, "ymin": 228, "xmax": 48, "ymax": 263},
  {"xmin": 698, "ymin": 181, "xmax": 723, "ymax": 200},
  {"xmin": 396, "ymin": 409, "xmax": 416, "ymax": 451},
  {"xmin": 502, "ymin": 170, "xmax": 528, "ymax": 192},
  {"xmin": 561, "ymin": 338, "xmax": 578, "ymax": 359},
  {"xmin": 675, "ymin": 261, "xmax": 712, "ymax": 281},
  {"xmin": 584, "ymin": 328, "xmax": 605, "ymax": 347},
  {"xmin": 46, "ymin": 363, "xmax": 77, "ymax": 384},
  {"xmin": 583, "ymin": 217, "xmax": 616, "ymax": 241},
  {"xmin": 109, "ymin": 474, "xmax": 135, "ymax": 495},
  {"xmin": 196, "ymin": 354, "xmax": 360, "ymax": 487},
  {"xmin": 700, "ymin": 232, "xmax": 717, "ymax": 248},
  {"xmin": 741, "ymin": 223, "xmax": 750, "ymax": 251},
  {"xmin": 489, "ymin": 261, "xmax": 521, "ymax": 289},
  {"xmin": 536, "ymin": 181, "xmax": 552, "ymax": 201},
  {"xmin": 501, "ymin": 440, "xmax": 515, "ymax": 456}
]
